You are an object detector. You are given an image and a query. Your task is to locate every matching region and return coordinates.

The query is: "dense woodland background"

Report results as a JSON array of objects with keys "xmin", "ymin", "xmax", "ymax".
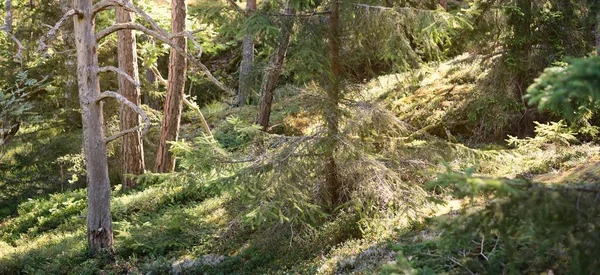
[{"xmin": 1, "ymin": 0, "xmax": 600, "ymax": 274}]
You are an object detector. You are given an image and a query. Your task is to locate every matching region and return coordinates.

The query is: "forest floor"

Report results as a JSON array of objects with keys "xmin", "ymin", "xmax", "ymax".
[{"xmin": 1, "ymin": 54, "xmax": 596, "ymax": 274}]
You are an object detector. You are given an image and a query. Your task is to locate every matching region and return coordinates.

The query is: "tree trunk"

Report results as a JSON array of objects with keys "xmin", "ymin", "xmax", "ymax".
[
  {"xmin": 439, "ymin": 0, "xmax": 447, "ymax": 9},
  {"xmin": 73, "ymin": 0, "xmax": 114, "ymax": 256},
  {"xmin": 509, "ymin": 0, "xmax": 531, "ymax": 99},
  {"xmin": 155, "ymin": 0, "xmax": 187, "ymax": 173},
  {"xmin": 116, "ymin": 0, "xmax": 145, "ymax": 188},
  {"xmin": 596, "ymin": 13, "xmax": 600, "ymax": 55},
  {"xmin": 256, "ymin": 6, "xmax": 295, "ymax": 131},
  {"xmin": 236, "ymin": 0, "xmax": 256, "ymax": 106},
  {"xmin": 4, "ymin": 0, "xmax": 12, "ymax": 30},
  {"xmin": 325, "ymin": 0, "xmax": 342, "ymax": 205}
]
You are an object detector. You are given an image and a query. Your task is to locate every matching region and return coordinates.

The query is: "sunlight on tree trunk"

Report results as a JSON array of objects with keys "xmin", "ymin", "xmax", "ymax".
[
  {"xmin": 256, "ymin": 5, "xmax": 295, "ymax": 131},
  {"xmin": 325, "ymin": 0, "xmax": 342, "ymax": 205},
  {"xmin": 155, "ymin": 0, "xmax": 187, "ymax": 173},
  {"xmin": 73, "ymin": 0, "xmax": 114, "ymax": 256},
  {"xmin": 116, "ymin": 0, "xmax": 145, "ymax": 188}
]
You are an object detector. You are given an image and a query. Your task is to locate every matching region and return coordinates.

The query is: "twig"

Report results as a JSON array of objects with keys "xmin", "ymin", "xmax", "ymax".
[
  {"xmin": 225, "ymin": 0, "xmax": 245, "ymax": 15},
  {"xmin": 96, "ymin": 91, "xmax": 151, "ymax": 143},
  {"xmin": 97, "ymin": 66, "xmax": 140, "ymax": 87}
]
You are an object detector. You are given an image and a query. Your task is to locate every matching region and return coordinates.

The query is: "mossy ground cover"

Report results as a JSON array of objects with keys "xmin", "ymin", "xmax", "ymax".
[{"xmin": 1, "ymin": 54, "xmax": 598, "ymax": 274}]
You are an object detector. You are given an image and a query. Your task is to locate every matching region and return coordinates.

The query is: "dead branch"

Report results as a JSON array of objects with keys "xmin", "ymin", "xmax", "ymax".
[
  {"xmin": 97, "ymin": 66, "xmax": 140, "ymax": 87},
  {"xmin": 97, "ymin": 22, "xmax": 235, "ymax": 95},
  {"xmin": 96, "ymin": 91, "xmax": 151, "ymax": 144},
  {"xmin": 1, "ymin": 0, "xmax": 24, "ymax": 59},
  {"xmin": 149, "ymin": 65, "xmax": 168, "ymax": 86},
  {"xmin": 93, "ymin": 0, "xmax": 169, "ymax": 38},
  {"xmin": 150, "ymin": 65, "xmax": 212, "ymax": 139},
  {"xmin": 225, "ymin": 0, "xmax": 245, "ymax": 15},
  {"xmin": 38, "ymin": 9, "xmax": 82, "ymax": 54}
]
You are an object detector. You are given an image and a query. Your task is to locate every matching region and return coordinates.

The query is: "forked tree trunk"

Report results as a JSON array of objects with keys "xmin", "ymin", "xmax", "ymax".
[
  {"xmin": 236, "ymin": 0, "xmax": 256, "ymax": 106},
  {"xmin": 325, "ymin": 0, "xmax": 342, "ymax": 205},
  {"xmin": 116, "ymin": 0, "xmax": 145, "ymax": 188},
  {"xmin": 256, "ymin": 6, "xmax": 295, "ymax": 131},
  {"xmin": 155, "ymin": 0, "xmax": 187, "ymax": 173},
  {"xmin": 73, "ymin": 0, "xmax": 114, "ymax": 255}
]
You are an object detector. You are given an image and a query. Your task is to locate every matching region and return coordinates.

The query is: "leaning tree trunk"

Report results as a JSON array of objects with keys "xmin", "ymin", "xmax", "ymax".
[
  {"xmin": 256, "ymin": 6, "xmax": 295, "ymax": 131},
  {"xmin": 73, "ymin": 0, "xmax": 114, "ymax": 255},
  {"xmin": 325, "ymin": 0, "xmax": 342, "ymax": 205},
  {"xmin": 155, "ymin": 0, "xmax": 187, "ymax": 173},
  {"xmin": 116, "ymin": 0, "xmax": 145, "ymax": 188},
  {"xmin": 236, "ymin": 0, "xmax": 256, "ymax": 106}
]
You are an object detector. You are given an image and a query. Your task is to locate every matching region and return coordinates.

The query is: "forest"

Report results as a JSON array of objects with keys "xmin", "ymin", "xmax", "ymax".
[{"xmin": 1, "ymin": 0, "xmax": 599, "ymax": 274}]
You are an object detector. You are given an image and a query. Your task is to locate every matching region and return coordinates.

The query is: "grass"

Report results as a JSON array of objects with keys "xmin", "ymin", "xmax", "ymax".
[{"xmin": 1, "ymin": 53, "xmax": 599, "ymax": 274}]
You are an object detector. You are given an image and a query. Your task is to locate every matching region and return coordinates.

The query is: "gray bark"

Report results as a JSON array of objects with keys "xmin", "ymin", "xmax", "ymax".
[
  {"xmin": 73, "ymin": 0, "xmax": 114, "ymax": 255},
  {"xmin": 236, "ymin": 0, "xmax": 256, "ymax": 106},
  {"xmin": 116, "ymin": 0, "xmax": 145, "ymax": 188},
  {"xmin": 256, "ymin": 7, "xmax": 295, "ymax": 131},
  {"xmin": 596, "ymin": 13, "xmax": 600, "ymax": 55}
]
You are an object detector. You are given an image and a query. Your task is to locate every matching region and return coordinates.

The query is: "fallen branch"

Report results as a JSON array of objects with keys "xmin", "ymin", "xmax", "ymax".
[
  {"xmin": 97, "ymin": 66, "xmax": 140, "ymax": 87},
  {"xmin": 96, "ymin": 91, "xmax": 151, "ymax": 143}
]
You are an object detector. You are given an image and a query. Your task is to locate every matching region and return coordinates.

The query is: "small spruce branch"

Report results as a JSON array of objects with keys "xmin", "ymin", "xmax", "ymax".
[{"xmin": 96, "ymin": 91, "xmax": 151, "ymax": 144}]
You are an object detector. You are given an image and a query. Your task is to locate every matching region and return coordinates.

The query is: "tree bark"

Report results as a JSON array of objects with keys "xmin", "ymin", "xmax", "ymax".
[
  {"xmin": 596, "ymin": 13, "xmax": 600, "ymax": 55},
  {"xmin": 256, "ymin": 6, "xmax": 295, "ymax": 131},
  {"xmin": 439, "ymin": 0, "xmax": 447, "ymax": 9},
  {"xmin": 236, "ymin": 0, "xmax": 256, "ymax": 106},
  {"xmin": 509, "ymin": 0, "xmax": 531, "ymax": 99},
  {"xmin": 325, "ymin": 0, "xmax": 341, "ymax": 205},
  {"xmin": 73, "ymin": 0, "xmax": 114, "ymax": 256},
  {"xmin": 155, "ymin": 0, "xmax": 187, "ymax": 173},
  {"xmin": 116, "ymin": 0, "xmax": 145, "ymax": 188}
]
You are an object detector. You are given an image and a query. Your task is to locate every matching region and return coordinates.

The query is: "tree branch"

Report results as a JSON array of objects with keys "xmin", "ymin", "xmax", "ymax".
[
  {"xmin": 225, "ymin": 0, "xmax": 245, "ymax": 15},
  {"xmin": 1, "ymin": 0, "xmax": 24, "ymax": 59},
  {"xmin": 96, "ymin": 22, "xmax": 235, "ymax": 95},
  {"xmin": 38, "ymin": 9, "xmax": 82, "ymax": 54},
  {"xmin": 149, "ymin": 65, "xmax": 168, "ymax": 86},
  {"xmin": 149, "ymin": 65, "xmax": 212, "ymax": 139},
  {"xmin": 97, "ymin": 66, "xmax": 140, "ymax": 87},
  {"xmin": 96, "ymin": 91, "xmax": 151, "ymax": 144}
]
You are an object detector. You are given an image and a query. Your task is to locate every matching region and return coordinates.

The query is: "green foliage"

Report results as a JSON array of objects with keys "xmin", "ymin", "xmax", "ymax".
[
  {"xmin": 527, "ymin": 57, "xmax": 600, "ymax": 121},
  {"xmin": 506, "ymin": 121, "xmax": 578, "ymax": 148}
]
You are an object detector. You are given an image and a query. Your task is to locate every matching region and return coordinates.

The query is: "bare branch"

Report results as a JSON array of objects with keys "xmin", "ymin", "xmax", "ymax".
[
  {"xmin": 97, "ymin": 66, "xmax": 140, "ymax": 87},
  {"xmin": 149, "ymin": 65, "xmax": 168, "ymax": 86},
  {"xmin": 38, "ymin": 9, "xmax": 82, "ymax": 54},
  {"xmin": 149, "ymin": 65, "xmax": 212, "ymax": 138},
  {"xmin": 225, "ymin": 0, "xmax": 245, "ymax": 15},
  {"xmin": 4, "ymin": 0, "xmax": 12, "ymax": 30},
  {"xmin": 92, "ymin": 0, "xmax": 116, "ymax": 16},
  {"xmin": 93, "ymin": 0, "xmax": 169, "ymax": 37},
  {"xmin": 183, "ymin": 97, "xmax": 213, "ymax": 139},
  {"xmin": 97, "ymin": 23, "xmax": 235, "ymax": 95},
  {"xmin": 96, "ymin": 91, "xmax": 151, "ymax": 144},
  {"xmin": 0, "ymin": 26, "xmax": 24, "ymax": 59},
  {"xmin": 1, "ymin": 0, "xmax": 24, "ymax": 59}
]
